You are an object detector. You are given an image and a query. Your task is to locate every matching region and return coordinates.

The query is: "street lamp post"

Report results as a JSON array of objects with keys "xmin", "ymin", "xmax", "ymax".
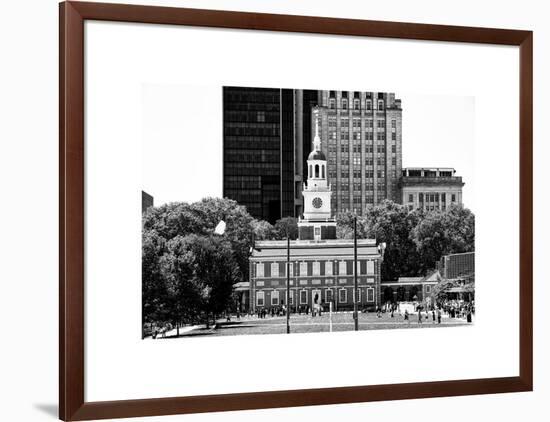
[
  {"xmin": 354, "ymin": 215, "xmax": 359, "ymax": 331},
  {"xmin": 286, "ymin": 235, "xmax": 290, "ymax": 334}
]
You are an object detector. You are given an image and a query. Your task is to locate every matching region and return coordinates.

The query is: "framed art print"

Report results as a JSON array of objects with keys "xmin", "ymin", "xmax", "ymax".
[{"xmin": 59, "ymin": 1, "xmax": 533, "ymax": 420}]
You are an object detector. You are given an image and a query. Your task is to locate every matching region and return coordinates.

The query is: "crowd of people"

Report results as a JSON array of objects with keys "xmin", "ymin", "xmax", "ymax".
[{"xmin": 227, "ymin": 298, "xmax": 474, "ymax": 325}]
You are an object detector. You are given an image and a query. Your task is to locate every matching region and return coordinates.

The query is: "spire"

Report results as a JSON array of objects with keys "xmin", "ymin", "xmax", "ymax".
[{"xmin": 313, "ymin": 107, "xmax": 321, "ymax": 151}]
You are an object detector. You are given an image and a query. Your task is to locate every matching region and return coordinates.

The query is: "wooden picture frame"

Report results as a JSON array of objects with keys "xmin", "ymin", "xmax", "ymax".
[{"xmin": 59, "ymin": 1, "xmax": 533, "ymax": 420}]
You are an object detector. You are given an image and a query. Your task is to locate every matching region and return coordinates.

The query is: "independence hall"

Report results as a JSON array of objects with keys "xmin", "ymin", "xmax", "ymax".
[{"xmin": 249, "ymin": 113, "xmax": 385, "ymax": 312}]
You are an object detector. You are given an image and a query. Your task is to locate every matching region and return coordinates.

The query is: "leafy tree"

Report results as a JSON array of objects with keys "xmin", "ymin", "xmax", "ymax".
[
  {"xmin": 142, "ymin": 230, "xmax": 169, "ymax": 331},
  {"xmin": 411, "ymin": 205, "xmax": 475, "ymax": 274},
  {"xmin": 251, "ymin": 219, "xmax": 275, "ymax": 240},
  {"xmin": 158, "ymin": 235, "xmax": 204, "ymax": 331},
  {"xmin": 273, "ymin": 216, "xmax": 299, "ymax": 240},
  {"xmin": 337, "ymin": 201, "xmax": 453, "ymax": 280},
  {"xmin": 142, "ymin": 197, "xmax": 255, "ymax": 282}
]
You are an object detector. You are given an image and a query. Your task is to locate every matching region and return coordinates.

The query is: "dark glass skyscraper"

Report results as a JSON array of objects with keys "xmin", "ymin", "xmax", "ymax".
[{"xmin": 223, "ymin": 87, "xmax": 296, "ymax": 223}]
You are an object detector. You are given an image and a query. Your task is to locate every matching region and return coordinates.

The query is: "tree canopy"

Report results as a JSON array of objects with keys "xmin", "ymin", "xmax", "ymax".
[{"xmin": 336, "ymin": 201, "xmax": 475, "ymax": 280}]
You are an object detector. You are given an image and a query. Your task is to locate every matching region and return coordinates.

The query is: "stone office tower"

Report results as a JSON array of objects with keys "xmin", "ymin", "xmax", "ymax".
[{"xmin": 315, "ymin": 91, "xmax": 402, "ymax": 216}]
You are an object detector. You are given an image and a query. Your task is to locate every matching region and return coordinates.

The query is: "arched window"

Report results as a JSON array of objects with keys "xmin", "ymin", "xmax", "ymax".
[
  {"xmin": 378, "ymin": 100, "xmax": 384, "ymax": 110},
  {"xmin": 322, "ymin": 165, "xmax": 325, "ymax": 179},
  {"xmin": 342, "ymin": 99, "xmax": 348, "ymax": 110},
  {"xmin": 354, "ymin": 99, "xmax": 360, "ymax": 110},
  {"xmin": 315, "ymin": 164, "xmax": 319, "ymax": 178}
]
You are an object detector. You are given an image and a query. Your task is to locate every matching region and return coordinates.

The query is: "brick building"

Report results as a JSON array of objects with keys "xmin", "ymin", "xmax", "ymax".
[{"xmin": 249, "ymin": 118, "xmax": 384, "ymax": 312}]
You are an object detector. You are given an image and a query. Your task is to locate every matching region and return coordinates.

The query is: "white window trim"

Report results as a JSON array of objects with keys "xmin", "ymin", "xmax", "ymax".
[
  {"xmin": 367, "ymin": 260, "xmax": 375, "ymax": 275},
  {"xmin": 325, "ymin": 288, "xmax": 334, "ymax": 302},
  {"xmin": 313, "ymin": 261, "xmax": 320, "ymax": 276},
  {"xmin": 256, "ymin": 291, "xmax": 265, "ymax": 306},
  {"xmin": 300, "ymin": 262, "xmax": 308, "ymax": 277},
  {"xmin": 339, "ymin": 260, "xmax": 347, "ymax": 275},
  {"xmin": 256, "ymin": 262, "xmax": 264, "ymax": 278},
  {"xmin": 367, "ymin": 287, "xmax": 375, "ymax": 302},
  {"xmin": 326, "ymin": 261, "xmax": 333, "ymax": 275},
  {"xmin": 354, "ymin": 287, "xmax": 362, "ymax": 303},
  {"xmin": 271, "ymin": 290, "xmax": 279, "ymax": 306},
  {"xmin": 271, "ymin": 262, "xmax": 279, "ymax": 278},
  {"xmin": 339, "ymin": 288, "xmax": 348, "ymax": 303}
]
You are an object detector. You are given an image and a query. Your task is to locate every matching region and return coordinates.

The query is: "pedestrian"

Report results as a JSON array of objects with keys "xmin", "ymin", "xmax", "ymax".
[
  {"xmin": 418, "ymin": 309, "xmax": 422, "ymax": 324},
  {"xmin": 432, "ymin": 310, "xmax": 436, "ymax": 323},
  {"xmin": 404, "ymin": 309, "xmax": 410, "ymax": 325},
  {"xmin": 467, "ymin": 309, "xmax": 472, "ymax": 323},
  {"xmin": 437, "ymin": 308, "xmax": 442, "ymax": 324}
]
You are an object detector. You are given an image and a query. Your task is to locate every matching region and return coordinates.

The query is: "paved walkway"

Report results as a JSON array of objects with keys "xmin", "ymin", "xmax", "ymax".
[{"xmin": 155, "ymin": 312, "xmax": 473, "ymax": 338}]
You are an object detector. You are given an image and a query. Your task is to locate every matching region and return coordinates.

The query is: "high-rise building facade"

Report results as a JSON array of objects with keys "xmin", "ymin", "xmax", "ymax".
[
  {"xmin": 223, "ymin": 87, "xmax": 403, "ymax": 222},
  {"xmin": 223, "ymin": 87, "xmax": 293, "ymax": 223},
  {"xmin": 315, "ymin": 91, "xmax": 402, "ymax": 215},
  {"xmin": 223, "ymin": 87, "xmax": 318, "ymax": 223}
]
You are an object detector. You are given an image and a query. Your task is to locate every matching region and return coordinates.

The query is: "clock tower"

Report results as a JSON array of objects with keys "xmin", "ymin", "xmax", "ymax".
[{"xmin": 298, "ymin": 107, "xmax": 337, "ymax": 241}]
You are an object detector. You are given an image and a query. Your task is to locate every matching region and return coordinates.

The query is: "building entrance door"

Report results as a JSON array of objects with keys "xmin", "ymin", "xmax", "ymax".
[{"xmin": 312, "ymin": 289, "xmax": 322, "ymax": 315}]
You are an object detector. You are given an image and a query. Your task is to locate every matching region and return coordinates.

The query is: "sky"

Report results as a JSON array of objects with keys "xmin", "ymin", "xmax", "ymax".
[{"xmin": 142, "ymin": 85, "xmax": 475, "ymax": 212}]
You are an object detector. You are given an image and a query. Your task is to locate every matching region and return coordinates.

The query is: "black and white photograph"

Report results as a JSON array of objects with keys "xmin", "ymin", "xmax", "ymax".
[{"xmin": 141, "ymin": 86, "xmax": 475, "ymax": 339}]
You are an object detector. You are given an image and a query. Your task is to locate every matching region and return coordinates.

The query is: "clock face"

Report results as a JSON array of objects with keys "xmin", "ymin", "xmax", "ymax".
[{"xmin": 312, "ymin": 197, "xmax": 323, "ymax": 209}]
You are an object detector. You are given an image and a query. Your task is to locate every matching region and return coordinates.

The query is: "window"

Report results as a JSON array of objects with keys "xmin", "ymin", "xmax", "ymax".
[
  {"xmin": 408, "ymin": 194, "xmax": 414, "ymax": 203},
  {"xmin": 367, "ymin": 287, "xmax": 374, "ymax": 302},
  {"xmin": 392, "ymin": 157, "xmax": 397, "ymax": 165},
  {"xmin": 271, "ymin": 262, "xmax": 279, "ymax": 277},
  {"xmin": 366, "ymin": 101, "xmax": 372, "ymax": 111},
  {"xmin": 339, "ymin": 289, "xmax": 348, "ymax": 303},
  {"xmin": 353, "ymin": 99, "xmax": 360, "ymax": 110},
  {"xmin": 426, "ymin": 285, "xmax": 431, "ymax": 293},
  {"xmin": 257, "ymin": 111, "xmax": 265, "ymax": 122},
  {"xmin": 256, "ymin": 263, "xmax": 264, "ymax": 278},
  {"xmin": 392, "ymin": 132, "xmax": 396, "ymax": 141},
  {"xmin": 342, "ymin": 99, "xmax": 348, "ymax": 109},
  {"xmin": 300, "ymin": 290, "xmax": 308, "ymax": 304},
  {"xmin": 391, "ymin": 145, "xmax": 396, "ymax": 153},
  {"xmin": 325, "ymin": 288, "xmax": 334, "ymax": 302},
  {"xmin": 300, "ymin": 262, "xmax": 308, "ymax": 276},
  {"xmin": 367, "ymin": 260, "xmax": 375, "ymax": 275},
  {"xmin": 339, "ymin": 261, "xmax": 347, "ymax": 275},
  {"xmin": 287, "ymin": 290, "xmax": 293, "ymax": 305},
  {"xmin": 329, "ymin": 98, "xmax": 336, "ymax": 109},
  {"xmin": 354, "ymin": 288, "xmax": 362, "ymax": 303},
  {"xmin": 391, "ymin": 120, "xmax": 396, "ymax": 129},
  {"xmin": 378, "ymin": 100, "xmax": 384, "ymax": 109},
  {"xmin": 452, "ymin": 194, "xmax": 456, "ymax": 202},
  {"xmin": 271, "ymin": 290, "xmax": 279, "ymax": 306},
  {"xmin": 288, "ymin": 263, "xmax": 293, "ymax": 277},
  {"xmin": 256, "ymin": 291, "xmax": 265, "ymax": 306},
  {"xmin": 313, "ymin": 261, "xmax": 320, "ymax": 276},
  {"xmin": 326, "ymin": 261, "xmax": 333, "ymax": 275}
]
